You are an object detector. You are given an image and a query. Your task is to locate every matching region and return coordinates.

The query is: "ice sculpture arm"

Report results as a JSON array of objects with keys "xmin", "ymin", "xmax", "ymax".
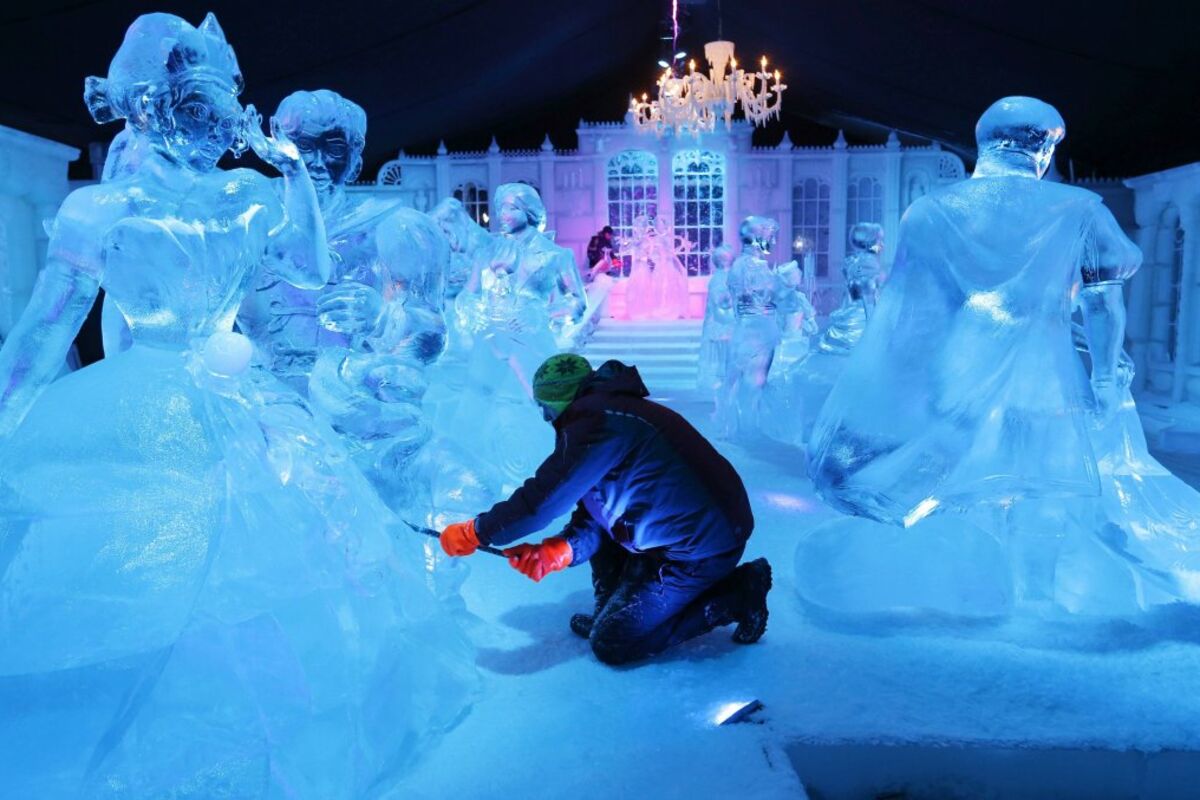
[
  {"xmin": 475, "ymin": 414, "xmax": 626, "ymax": 546},
  {"xmin": 549, "ymin": 249, "xmax": 588, "ymax": 325},
  {"xmin": 1079, "ymin": 202, "xmax": 1142, "ymax": 421},
  {"xmin": 101, "ymin": 293, "xmax": 133, "ymax": 356},
  {"xmin": 0, "ymin": 259, "xmax": 99, "ymax": 436},
  {"xmin": 1079, "ymin": 283, "xmax": 1127, "ymax": 421},
  {"xmin": 246, "ymin": 107, "xmax": 331, "ymax": 290}
]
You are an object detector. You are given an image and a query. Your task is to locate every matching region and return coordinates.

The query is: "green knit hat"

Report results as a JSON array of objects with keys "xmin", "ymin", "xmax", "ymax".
[{"xmin": 532, "ymin": 353, "xmax": 594, "ymax": 414}]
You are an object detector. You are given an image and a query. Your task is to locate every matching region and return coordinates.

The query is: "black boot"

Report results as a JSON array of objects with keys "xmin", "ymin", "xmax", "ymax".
[
  {"xmin": 730, "ymin": 558, "xmax": 772, "ymax": 644},
  {"xmin": 570, "ymin": 613, "xmax": 594, "ymax": 639},
  {"xmin": 705, "ymin": 558, "xmax": 772, "ymax": 644}
]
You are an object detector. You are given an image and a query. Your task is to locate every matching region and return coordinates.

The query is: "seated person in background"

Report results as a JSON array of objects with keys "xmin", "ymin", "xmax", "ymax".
[{"xmin": 438, "ymin": 354, "xmax": 772, "ymax": 666}]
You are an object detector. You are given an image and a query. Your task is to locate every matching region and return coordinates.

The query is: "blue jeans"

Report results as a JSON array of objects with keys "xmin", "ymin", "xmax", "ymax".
[{"xmin": 586, "ymin": 535, "xmax": 745, "ymax": 665}]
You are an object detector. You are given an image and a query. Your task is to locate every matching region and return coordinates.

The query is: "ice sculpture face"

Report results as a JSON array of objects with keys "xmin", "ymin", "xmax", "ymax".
[
  {"xmin": 973, "ymin": 96, "xmax": 1065, "ymax": 179},
  {"xmin": 494, "ymin": 182, "xmax": 546, "ymax": 234},
  {"xmin": 739, "ymin": 215, "xmax": 779, "ymax": 255},
  {"xmin": 84, "ymin": 12, "xmax": 245, "ymax": 173},
  {"xmin": 711, "ymin": 243, "xmax": 735, "ymax": 271},
  {"xmin": 848, "ymin": 223, "xmax": 884, "ymax": 255},
  {"xmin": 274, "ymin": 89, "xmax": 366, "ymax": 200}
]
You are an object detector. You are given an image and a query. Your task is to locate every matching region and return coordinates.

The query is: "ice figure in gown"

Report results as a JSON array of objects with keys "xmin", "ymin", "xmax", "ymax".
[
  {"xmin": 698, "ymin": 242, "xmax": 736, "ymax": 398},
  {"xmin": 800, "ymin": 96, "xmax": 1200, "ymax": 618},
  {"xmin": 649, "ymin": 216, "xmax": 691, "ymax": 319},
  {"xmin": 763, "ymin": 223, "xmax": 884, "ymax": 446},
  {"xmin": 430, "ymin": 196, "xmax": 494, "ymax": 363},
  {"xmin": 441, "ymin": 183, "xmax": 581, "ymax": 489},
  {"xmin": 0, "ymin": 15, "xmax": 475, "ymax": 797},
  {"xmin": 621, "ymin": 215, "xmax": 657, "ymax": 319},
  {"xmin": 718, "ymin": 215, "xmax": 798, "ymax": 439},
  {"xmin": 770, "ymin": 255, "xmax": 819, "ymax": 371}
]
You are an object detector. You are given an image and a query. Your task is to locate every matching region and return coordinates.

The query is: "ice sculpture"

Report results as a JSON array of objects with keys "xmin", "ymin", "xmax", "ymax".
[
  {"xmin": 800, "ymin": 96, "xmax": 1199, "ymax": 617},
  {"xmin": 429, "ymin": 196, "xmax": 494, "ymax": 361},
  {"xmin": 620, "ymin": 215, "xmax": 691, "ymax": 320},
  {"xmin": 698, "ymin": 242, "xmax": 736, "ymax": 398},
  {"xmin": 763, "ymin": 223, "xmax": 885, "ymax": 446},
  {"xmin": 0, "ymin": 15, "xmax": 475, "ymax": 796},
  {"xmin": 432, "ymin": 184, "xmax": 582, "ymax": 489},
  {"xmin": 718, "ymin": 215, "xmax": 799, "ymax": 438}
]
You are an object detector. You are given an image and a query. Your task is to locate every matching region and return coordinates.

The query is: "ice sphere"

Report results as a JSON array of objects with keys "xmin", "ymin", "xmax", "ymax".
[{"xmin": 0, "ymin": 15, "xmax": 475, "ymax": 796}]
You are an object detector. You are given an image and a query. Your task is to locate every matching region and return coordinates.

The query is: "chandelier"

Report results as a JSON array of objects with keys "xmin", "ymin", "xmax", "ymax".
[{"xmin": 630, "ymin": 40, "xmax": 786, "ymax": 137}]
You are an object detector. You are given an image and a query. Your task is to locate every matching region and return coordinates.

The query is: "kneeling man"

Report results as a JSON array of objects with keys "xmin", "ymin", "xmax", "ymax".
[{"xmin": 440, "ymin": 354, "xmax": 771, "ymax": 665}]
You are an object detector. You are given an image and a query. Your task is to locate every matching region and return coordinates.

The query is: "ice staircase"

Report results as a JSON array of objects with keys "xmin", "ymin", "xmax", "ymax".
[{"xmin": 576, "ymin": 319, "xmax": 704, "ymax": 395}]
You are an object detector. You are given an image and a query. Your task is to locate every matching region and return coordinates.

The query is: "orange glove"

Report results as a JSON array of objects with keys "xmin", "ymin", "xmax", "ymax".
[
  {"xmin": 503, "ymin": 537, "xmax": 573, "ymax": 582},
  {"xmin": 440, "ymin": 519, "xmax": 480, "ymax": 557}
]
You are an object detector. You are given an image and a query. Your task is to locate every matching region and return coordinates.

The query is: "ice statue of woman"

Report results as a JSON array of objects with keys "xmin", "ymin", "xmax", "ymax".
[
  {"xmin": 620, "ymin": 214, "xmax": 656, "ymax": 319},
  {"xmin": 698, "ymin": 243, "xmax": 736, "ymax": 398},
  {"xmin": 430, "ymin": 196, "xmax": 495, "ymax": 362},
  {"xmin": 762, "ymin": 223, "xmax": 884, "ymax": 446},
  {"xmin": 718, "ymin": 215, "xmax": 791, "ymax": 438},
  {"xmin": 435, "ymin": 184, "xmax": 581, "ymax": 489},
  {"xmin": 799, "ymin": 97, "xmax": 1198, "ymax": 618},
  {"xmin": 649, "ymin": 216, "xmax": 691, "ymax": 319},
  {"xmin": 0, "ymin": 15, "xmax": 475, "ymax": 796}
]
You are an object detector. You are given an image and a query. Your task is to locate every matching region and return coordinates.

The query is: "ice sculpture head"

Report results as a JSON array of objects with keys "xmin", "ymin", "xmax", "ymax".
[
  {"xmin": 430, "ymin": 198, "xmax": 485, "ymax": 253},
  {"xmin": 377, "ymin": 207, "xmax": 450, "ymax": 294},
  {"xmin": 974, "ymin": 96, "xmax": 1065, "ymax": 179},
  {"xmin": 739, "ymin": 216, "xmax": 780, "ymax": 255},
  {"xmin": 494, "ymin": 183, "xmax": 547, "ymax": 234},
  {"xmin": 84, "ymin": 13, "xmax": 245, "ymax": 172},
  {"xmin": 849, "ymin": 223, "xmax": 884, "ymax": 254},
  {"xmin": 274, "ymin": 89, "xmax": 367, "ymax": 197},
  {"xmin": 711, "ymin": 243, "xmax": 735, "ymax": 271}
]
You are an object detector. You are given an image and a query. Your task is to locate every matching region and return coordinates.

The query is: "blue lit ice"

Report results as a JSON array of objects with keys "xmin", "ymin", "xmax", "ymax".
[{"xmin": 0, "ymin": 14, "xmax": 475, "ymax": 796}]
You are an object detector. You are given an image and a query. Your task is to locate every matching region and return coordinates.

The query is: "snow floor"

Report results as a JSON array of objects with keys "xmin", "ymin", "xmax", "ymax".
[{"xmin": 398, "ymin": 396, "xmax": 1200, "ymax": 800}]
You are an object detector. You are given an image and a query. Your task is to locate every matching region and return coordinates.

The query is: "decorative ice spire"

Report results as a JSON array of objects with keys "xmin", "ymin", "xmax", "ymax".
[
  {"xmin": 778, "ymin": 131, "xmax": 793, "ymax": 151},
  {"xmin": 437, "ymin": 140, "xmax": 448, "ymax": 155},
  {"xmin": 541, "ymin": 134, "xmax": 554, "ymax": 152},
  {"xmin": 833, "ymin": 129, "xmax": 847, "ymax": 150},
  {"xmin": 886, "ymin": 130, "xmax": 900, "ymax": 150},
  {"xmin": 487, "ymin": 136, "xmax": 500, "ymax": 154}
]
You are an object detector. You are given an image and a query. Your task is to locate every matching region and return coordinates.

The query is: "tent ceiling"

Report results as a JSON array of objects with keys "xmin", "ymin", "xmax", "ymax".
[{"xmin": 0, "ymin": 0, "xmax": 1195, "ymax": 178}]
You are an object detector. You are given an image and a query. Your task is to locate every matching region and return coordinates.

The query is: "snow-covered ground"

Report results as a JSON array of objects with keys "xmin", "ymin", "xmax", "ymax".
[{"xmin": 398, "ymin": 396, "xmax": 1200, "ymax": 799}]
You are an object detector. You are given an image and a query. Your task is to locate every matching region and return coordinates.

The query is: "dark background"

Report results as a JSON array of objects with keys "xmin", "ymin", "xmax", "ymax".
[{"xmin": 1, "ymin": 0, "xmax": 1197, "ymax": 180}]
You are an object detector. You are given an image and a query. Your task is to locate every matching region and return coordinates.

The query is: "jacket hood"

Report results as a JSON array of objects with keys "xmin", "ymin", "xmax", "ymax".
[{"xmin": 576, "ymin": 360, "xmax": 650, "ymax": 400}]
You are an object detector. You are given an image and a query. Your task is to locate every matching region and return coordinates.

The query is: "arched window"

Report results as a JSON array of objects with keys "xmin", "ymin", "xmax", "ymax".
[
  {"xmin": 606, "ymin": 150, "xmax": 658, "ymax": 254},
  {"xmin": 672, "ymin": 149, "xmax": 725, "ymax": 275},
  {"xmin": 846, "ymin": 176, "xmax": 883, "ymax": 244},
  {"xmin": 453, "ymin": 182, "xmax": 489, "ymax": 227},
  {"xmin": 791, "ymin": 177, "xmax": 831, "ymax": 278}
]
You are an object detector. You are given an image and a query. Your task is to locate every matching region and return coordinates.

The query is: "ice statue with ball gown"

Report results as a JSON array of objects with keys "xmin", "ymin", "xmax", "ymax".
[{"xmin": 0, "ymin": 14, "xmax": 475, "ymax": 797}]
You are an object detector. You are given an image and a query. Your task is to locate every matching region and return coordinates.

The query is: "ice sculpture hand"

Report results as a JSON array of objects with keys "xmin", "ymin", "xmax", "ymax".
[
  {"xmin": 440, "ymin": 519, "xmax": 480, "ymax": 556},
  {"xmin": 503, "ymin": 537, "xmax": 572, "ymax": 582},
  {"xmin": 244, "ymin": 105, "xmax": 302, "ymax": 175},
  {"xmin": 317, "ymin": 281, "xmax": 384, "ymax": 336}
]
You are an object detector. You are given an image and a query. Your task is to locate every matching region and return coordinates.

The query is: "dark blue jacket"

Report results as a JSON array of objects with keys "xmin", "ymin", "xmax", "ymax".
[{"xmin": 475, "ymin": 361, "xmax": 754, "ymax": 563}]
